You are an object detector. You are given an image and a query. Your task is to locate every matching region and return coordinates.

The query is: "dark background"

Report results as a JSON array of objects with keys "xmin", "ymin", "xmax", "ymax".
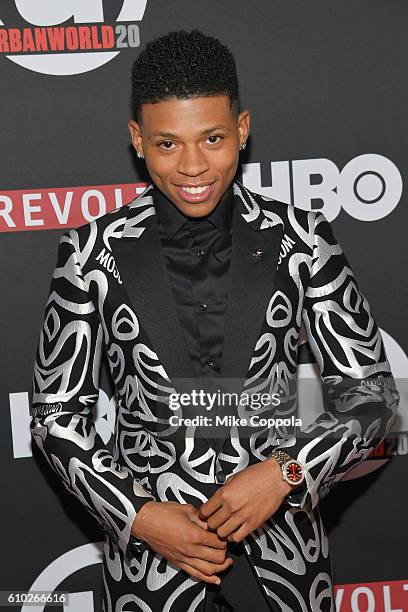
[{"xmin": 0, "ymin": 1, "xmax": 406, "ymax": 609}]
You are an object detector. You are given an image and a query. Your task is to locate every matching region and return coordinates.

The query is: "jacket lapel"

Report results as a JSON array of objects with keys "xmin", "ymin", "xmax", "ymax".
[
  {"xmin": 214, "ymin": 182, "xmax": 284, "ymax": 453},
  {"xmin": 110, "ymin": 186, "xmax": 198, "ymax": 395},
  {"xmin": 111, "ymin": 181, "xmax": 284, "ymax": 454}
]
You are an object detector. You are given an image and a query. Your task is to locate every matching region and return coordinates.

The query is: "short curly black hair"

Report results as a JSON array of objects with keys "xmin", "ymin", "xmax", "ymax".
[{"xmin": 131, "ymin": 29, "xmax": 240, "ymax": 122}]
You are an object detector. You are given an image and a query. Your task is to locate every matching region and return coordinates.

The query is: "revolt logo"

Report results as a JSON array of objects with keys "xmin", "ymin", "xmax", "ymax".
[{"xmin": 0, "ymin": 0, "xmax": 148, "ymax": 75}]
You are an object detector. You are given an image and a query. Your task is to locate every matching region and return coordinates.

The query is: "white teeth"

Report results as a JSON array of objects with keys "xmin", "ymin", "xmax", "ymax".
[{"xmin": 181, "ymin": 185, "xmax": 210, "ymax": 194}]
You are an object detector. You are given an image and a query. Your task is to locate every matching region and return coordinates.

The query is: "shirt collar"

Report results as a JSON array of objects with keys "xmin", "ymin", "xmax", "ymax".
[{"xmin": 153, "ymin": 183, "xmax": 234, "ymax": 240}]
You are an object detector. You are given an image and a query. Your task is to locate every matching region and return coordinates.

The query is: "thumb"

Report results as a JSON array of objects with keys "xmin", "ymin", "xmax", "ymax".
[{"xmin": 187, "ymin": 507, "xmax": 208, "ymax": 530}]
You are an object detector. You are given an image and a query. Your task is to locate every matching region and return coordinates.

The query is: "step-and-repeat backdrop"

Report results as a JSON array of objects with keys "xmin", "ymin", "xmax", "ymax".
[{"xmin": 1, "ymin": 1, "xmax": 406, "ymax": 610}]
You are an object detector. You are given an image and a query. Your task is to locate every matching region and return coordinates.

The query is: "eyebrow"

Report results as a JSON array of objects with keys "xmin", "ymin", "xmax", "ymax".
[{"xmin": 149, "ymin": 125, "xmax": 231, "ymax": 138}]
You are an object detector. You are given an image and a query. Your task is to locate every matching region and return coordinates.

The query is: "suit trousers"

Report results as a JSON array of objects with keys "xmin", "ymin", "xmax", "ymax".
[{"xmin": 202, "ymin": 541, "xmax": 273, "ymax": 611}]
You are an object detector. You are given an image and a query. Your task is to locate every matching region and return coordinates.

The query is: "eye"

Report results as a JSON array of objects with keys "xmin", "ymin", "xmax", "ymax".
[
  {"xmin": 158, "ymin": 141, "xmax": 175, "ymax": 150},
  {"xmin": 206, "ymin": 135, "xmax": 224, "ymax": 144}
]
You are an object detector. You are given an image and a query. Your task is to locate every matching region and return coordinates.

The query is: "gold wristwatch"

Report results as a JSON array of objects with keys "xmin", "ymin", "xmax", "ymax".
[{"xmin": 268, "ymin": 450, "xmax": 307, "ymax": 507}]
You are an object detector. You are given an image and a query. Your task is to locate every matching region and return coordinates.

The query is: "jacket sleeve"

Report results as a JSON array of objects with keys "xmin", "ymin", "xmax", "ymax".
[
  {"xmin": 30, "ymin": 230, "xmax": 156, "ymax": 560},
  {"xmin": 278, "ymin": 212, "xmax": 399, "ymax": 510}
]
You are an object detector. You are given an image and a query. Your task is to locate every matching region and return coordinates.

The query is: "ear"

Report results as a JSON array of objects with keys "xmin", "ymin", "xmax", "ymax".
[
  {"xmin": 237, "ymin": 109, "xmax": 250, "ymax": 147},
  {"xmin": 128, "ymin": 119, "xmax": 144, "ymax": 157}
]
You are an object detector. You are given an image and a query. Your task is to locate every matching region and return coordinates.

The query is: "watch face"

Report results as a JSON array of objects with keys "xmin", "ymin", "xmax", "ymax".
[{"xmin": 283, "ymin": 460, "xmax": 304, "ymax": 485}]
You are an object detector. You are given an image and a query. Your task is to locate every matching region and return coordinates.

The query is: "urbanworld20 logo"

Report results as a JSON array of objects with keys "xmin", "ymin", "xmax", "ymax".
[{"xmin": 0, "ymin": 0, "xmax": 148, "ymax": 75}]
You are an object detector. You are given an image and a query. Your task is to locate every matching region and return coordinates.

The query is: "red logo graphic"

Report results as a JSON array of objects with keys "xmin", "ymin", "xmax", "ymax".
[
  {"xmin": 0, "ymin": 182, "xmax": 148, "ymax": 232},
  {"xmin": 334, "ymin": 579, "xmax": 408, "ymax": 611}
]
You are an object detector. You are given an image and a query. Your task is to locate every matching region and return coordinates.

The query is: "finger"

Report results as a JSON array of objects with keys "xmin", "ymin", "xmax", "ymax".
[
  {"xmin": 226, "ymin": 521, "xmax": 252, "ymax": 543},
  {"xmin": 177, "ymin": 562, "xmax": 222, "ymax": 585},
  {"xmin": 217, "ymin": 515, "xmax": 244, "ymax": 539},
  {"xmin": 181, "ymin": 556, "xmax": 234, "ymax": 578},
  {"xmin": 201, "ymin": 530, "xmax": 228, "ymax": 549},
  {"xmin": 206, "ymin": 506, "xmax": 233, "ymax": 531},
  {"xmin": 198, "ymin": 495, "xmax": 223, "ymax": 520},
  {"xmin": 191, "ymin": 545, "xmax": 228, "ymax": 565},
  {"xmin": 188, "ymin": 510, "xmax": 209, "ymax": 531}
]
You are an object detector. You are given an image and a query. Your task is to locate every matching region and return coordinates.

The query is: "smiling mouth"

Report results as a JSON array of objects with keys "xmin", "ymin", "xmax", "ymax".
[
  {"xmin": 180, "ymin": 184, "xmax": 210, "ymax": 194},
  {"xmin": 174, "ymin": 182, "xmax": 215, "ymax": 203}
]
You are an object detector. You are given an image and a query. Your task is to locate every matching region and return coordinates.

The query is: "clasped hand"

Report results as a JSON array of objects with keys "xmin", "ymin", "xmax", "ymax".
[
  {"xmin": 131, "ymin": 459, "xmax": 291, "ymax": 585},
  {"xmin": 198, "ymin": 458, "xmax": 292, "ymax": 542}
]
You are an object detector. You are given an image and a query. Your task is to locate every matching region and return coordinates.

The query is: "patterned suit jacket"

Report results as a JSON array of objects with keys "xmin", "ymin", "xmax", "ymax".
[{"xmin": 30, "ymin": 180, "xmax": 398, "ymax": 612}]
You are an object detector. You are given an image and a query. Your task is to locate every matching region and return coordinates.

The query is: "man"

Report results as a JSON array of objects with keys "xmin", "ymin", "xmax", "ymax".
[{"xmin": 30, "ymin": 30, "xmax": 398, "ymax": 612}]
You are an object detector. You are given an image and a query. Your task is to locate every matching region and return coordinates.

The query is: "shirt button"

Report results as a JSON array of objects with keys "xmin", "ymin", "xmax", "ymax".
[
  {"xmin": 199, "ymin": 303, "xmax": 208, "ymax": 311},
  {"xmin": 206, "ymin": 359, "xmax": 216, "ymax": 368},
  {"xmin": 196, "ymin": 249, "xmax": 205, "ymax": 257}
]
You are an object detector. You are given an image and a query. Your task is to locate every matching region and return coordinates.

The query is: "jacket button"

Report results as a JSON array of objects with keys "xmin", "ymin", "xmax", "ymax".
[
  {"xmin": 199, "ymin": 303, "xmax": 208, "ymax": 311},
  {"xmin": 206, "ymin": 359, "xmax": 216, "ymax": 368},
  {"xmin": 129, "ymin": 535, "xmax": 146, "ymax": 553},
  {"xmin": 215, "ymin": 470, "xmax": 226, "ymax": 484}
]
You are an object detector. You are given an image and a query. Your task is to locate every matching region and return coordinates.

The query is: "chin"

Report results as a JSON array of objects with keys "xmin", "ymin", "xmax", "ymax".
[{"xmin": 178, "ymin": 201, "xmax": 215, "ymax": 217}]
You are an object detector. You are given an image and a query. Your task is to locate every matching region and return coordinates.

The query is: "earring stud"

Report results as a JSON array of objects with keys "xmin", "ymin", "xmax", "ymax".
[
  {"xmin": 137, "ymin": 151, "xmax": 144, "ymax": 159},
  {"xmin": 240, "ymin": 142, "xmax": 247, "ymax": 151}
]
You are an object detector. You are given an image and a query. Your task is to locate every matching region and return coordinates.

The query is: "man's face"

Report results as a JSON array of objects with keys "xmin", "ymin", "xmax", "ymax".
[{"xmin": 128, "ymin": 95, "xmax": 250, "ymax": 218}]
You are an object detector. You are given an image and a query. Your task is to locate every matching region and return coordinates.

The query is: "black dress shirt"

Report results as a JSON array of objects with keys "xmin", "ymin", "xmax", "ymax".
[{"xmin": 154, "ymin": 184, "xmax": 234, "ymax": 381}]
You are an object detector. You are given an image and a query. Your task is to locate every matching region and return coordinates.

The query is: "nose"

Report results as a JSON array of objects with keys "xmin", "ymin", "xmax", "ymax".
[{"xmin": 177, "ymin": 145, "xmax": 209, "ymax": 177}]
